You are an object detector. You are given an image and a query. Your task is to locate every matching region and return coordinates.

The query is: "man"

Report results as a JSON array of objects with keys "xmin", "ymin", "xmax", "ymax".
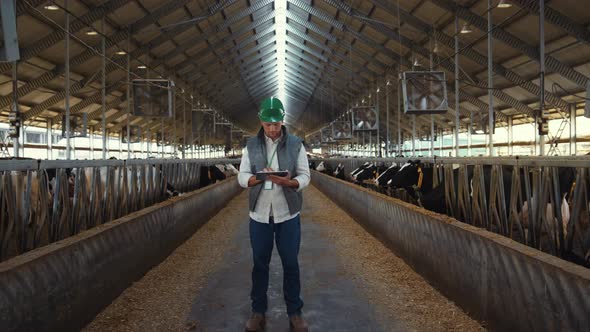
[{"xmin": 238, "ymin": 97, "xmax": 311, "ymax": 332}]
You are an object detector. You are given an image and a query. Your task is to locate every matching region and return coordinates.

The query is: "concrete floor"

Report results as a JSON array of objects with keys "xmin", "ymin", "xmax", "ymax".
[
  {"xmin": 186, "ymin": 192, "xmax": 402, "ymax": 332},
  {"xmin": 85, "ymin": 186, "xmax": 481, "ymax": 332}
]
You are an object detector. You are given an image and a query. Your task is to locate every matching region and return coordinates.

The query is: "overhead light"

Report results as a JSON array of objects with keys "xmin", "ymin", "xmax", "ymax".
[
  {"xmin": 44, "ymin": 4, "xmax": 59, "ymax": 10},
  {"xmin": 376, "ymin": 87, "xmax": 380, "ymax": 93},
  {"xmin": 497, "ymin": 0, "xmax": 512, "ymax": 8},
  {"xmin": 460, "ymin": 23, "xmax": 473, "ymax": 34},
  {"xmin": 433, "ymin": 40, "xmax": 440, "ymax": 53},
  {"xmin": 137, "ymin": 65, "xmax": 147, "ymax": 69},
  {"xmin": 115, "ymin": 50, "xmax": 126, "ymax": 55},
  {"xmin": 413, "ymin": 57, "xmax": 422, "ymax": 67},
  {"xmin": 386, "ymin": 80, "xmax": 391, "ymax": 86},
  {"xmin": 86, "ymin": 30, "xmax": 98, "ymax": 36}
]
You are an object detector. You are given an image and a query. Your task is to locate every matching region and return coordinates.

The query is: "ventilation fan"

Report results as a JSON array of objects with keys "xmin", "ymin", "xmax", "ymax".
[
  {"xmin": 470, "ymin": 111, "xmax": 495, "ymax": 135},
  {"xmin": 351, "ymin": 107, "xmax": 378, "ymax": 131},
  {"xmin": 321, "ymin": 126, "xmax": 335, "ymax": 143},
  {"xmin": 332, "ymin": 121, "xmax": 352, "ymax": 139},
  {"xmin": 156, "ymin": 132, "xmax": 170, "ymax": 146},
  {"xmin": 307, "ymin": 132, "xmax": 321, "ymax": 148},
  {"xmin": 61, "ymin": 113, "xmax": 88, "ymax": 138},
  {"xmin": 402, "ymin": 71, "xmax": 448, "ymax": 115},
  {"xmin": 121, "ymin": 125, "xmax": 141, "ymax": 143},
  {"xmin": 132, "ymin": 79, "xmax": 174, "ymax": 118}
]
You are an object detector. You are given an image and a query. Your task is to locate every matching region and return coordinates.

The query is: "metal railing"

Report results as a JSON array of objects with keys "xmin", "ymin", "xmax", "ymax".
[
  {"xmin": 0, "ymin": 158, "xmax": 239, "ymax": 261},
  {"xmin": 313, "ymin": 156, "xmax": 590, "ymax": 265}
]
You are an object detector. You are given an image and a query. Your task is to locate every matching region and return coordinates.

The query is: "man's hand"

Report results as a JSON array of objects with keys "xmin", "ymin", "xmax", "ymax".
[
  {"xmin": 248, "ymin": 176, "xmax": 262, "ymax": 187},
  {"xmin": 247, "ymin": 167, "xmax": 273, "ymax": 187},
  {"xmin": 268, "ymin": 171, "xmax": 299, "ymax": 189}
]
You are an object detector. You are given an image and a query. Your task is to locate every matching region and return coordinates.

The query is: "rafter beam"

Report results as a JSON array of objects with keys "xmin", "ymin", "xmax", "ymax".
[
  {"xmin": 428, "ymin": 0, "xmax": 587, "ymax": 102},
  {"xmin": 316, "ymin": 0, "xmax": 515, "ymax": 122}
]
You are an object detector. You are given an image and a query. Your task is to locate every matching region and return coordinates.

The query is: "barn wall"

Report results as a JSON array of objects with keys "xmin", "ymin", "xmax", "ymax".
[
  {"xmin": 311, "ymin": 171, "xmax": 590, "ymax": 332},
  {"xmin": 0, "ymin": 178, "xmax": 242, "ymax": 332}
]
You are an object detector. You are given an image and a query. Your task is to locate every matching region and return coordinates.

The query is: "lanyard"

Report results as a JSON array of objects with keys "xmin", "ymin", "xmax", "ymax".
[{"xmin": 267, "ymin": 143, "xmax": 279, "ymax": 168}]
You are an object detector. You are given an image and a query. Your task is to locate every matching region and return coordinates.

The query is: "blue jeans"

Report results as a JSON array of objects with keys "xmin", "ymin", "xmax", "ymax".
[{"xmin": 249, "ymin": 215, "xmax": 303, "ymax": 316}]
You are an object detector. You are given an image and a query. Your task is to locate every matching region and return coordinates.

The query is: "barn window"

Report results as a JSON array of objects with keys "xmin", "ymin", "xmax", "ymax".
[{"xmin": 26, "ymin": 133, "xmax": 43, "ymax": 144}]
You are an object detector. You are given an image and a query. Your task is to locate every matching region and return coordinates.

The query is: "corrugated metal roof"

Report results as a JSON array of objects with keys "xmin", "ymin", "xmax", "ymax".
[{"xmin": 1, "ymin": 0, "xmax": 589, "ymax": 142}]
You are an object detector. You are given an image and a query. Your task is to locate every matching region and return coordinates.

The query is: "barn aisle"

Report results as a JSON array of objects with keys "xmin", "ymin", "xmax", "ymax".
[{"xmin": 84, "ymin": 185, "xmax": 483, "ymax": 332}]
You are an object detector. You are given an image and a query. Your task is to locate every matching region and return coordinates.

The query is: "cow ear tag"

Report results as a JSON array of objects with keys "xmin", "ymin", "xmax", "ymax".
[{"xmin": 264, "ymin": 180, "xmax": 273, "ymax": 190}]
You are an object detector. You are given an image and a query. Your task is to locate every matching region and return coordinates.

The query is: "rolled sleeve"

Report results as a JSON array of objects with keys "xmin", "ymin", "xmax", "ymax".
[
  {"xmin": 293, "ymin": 145, "xmax": 310, "ymax": 192},
  {"xmin": 238, "ymin": 148, "xmax": 252, "ymax": 188}
]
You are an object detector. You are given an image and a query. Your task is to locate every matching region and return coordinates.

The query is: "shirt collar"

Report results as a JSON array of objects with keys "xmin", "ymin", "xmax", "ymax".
[{"xmin": 264, "ymin": 131, "xmax": 283, "ymax": 144}]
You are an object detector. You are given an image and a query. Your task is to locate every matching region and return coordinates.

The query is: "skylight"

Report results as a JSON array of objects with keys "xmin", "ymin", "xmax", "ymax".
[{"xmin": 275, "ymin": 0, "xmax": 287, "ymax": 119}]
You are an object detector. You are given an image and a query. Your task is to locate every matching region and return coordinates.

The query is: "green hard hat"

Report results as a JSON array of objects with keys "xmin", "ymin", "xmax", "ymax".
[{"xmin": 258, "ymin": 97, "xmax": 285, "ymax": 122}]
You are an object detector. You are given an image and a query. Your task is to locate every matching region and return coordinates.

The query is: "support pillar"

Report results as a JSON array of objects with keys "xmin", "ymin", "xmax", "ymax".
[
  {"xmin": 538, "ymin": 0, "xmax": 546, "ymax": 156},
  {"xmin": 508, "ymin": 116, "xmax": 514, "ymax": 155},
  {"xmin": 47, "ymin": 119, "xmax": 53, "ymax": 159},
  {"xmin": 570, "ymin": 104, "xmax": 577, "ymax": 155},
  {"xmin": 412, "ymin": 115, "xmax": 416, "ymax": 156},
  {"xmin": 126, "ymin": 36, "xmax": 131, "ymax": 159},
  {"xmin": 467, "ymin": 122, "xmax": 472, "ymax": 156},
  {"xmin": 487, "ymin": 0, "xmax": 495, "ymax": 157},
  {"xmin": 11, "ymin": 62, "xmax": 19, "ymax": 158},
  {"xmin": 89, "ymin": 125, "xmax": 93, "ymax": 159},
  {"xmin": 397, "ymin": 81, "xmax": 402, "ymax": 156},
  {"xmin": 101, "ymin": 17, "xmax": 106, "ymax": 159},
  {"xmin": 386, "ymin": 82, "xmax": 390, "ymax": 157},
  {"xmin": 65, "ymin": 0, "xmax": 71, "ymax": 160},
  {"xmin": 454, "ymin": 15, "xmax": 460, "ymax": 157}
]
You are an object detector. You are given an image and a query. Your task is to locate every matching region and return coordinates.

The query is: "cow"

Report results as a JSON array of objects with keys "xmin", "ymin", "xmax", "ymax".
[
  {"xmin": 316, "ymin": 161, "xmax": 333, "ymax": 176},
  {"xmin": 353, "ymin": 163, "xmax": 376, "ymax": 183},
  {"xmin": 389, "ymin": 160, "xmax": 435, "ymax": 201},
  {"xmin": 350, "ymin": 162, "xmax": 372, "ymax": 181},
  {"xmin": 410, "ymin": 162, "xmax": 586, "ymax": 266},
  {"xmin": 309, "ymin": 160, "xmax": 317, "ymax": 170},
  {"xmin": 333, "ymin": 163, "xmax": 345, "ymax": 180},
  {"xmin": 199, "ymin": 165, "xmax": 227, "ymax": 188},
  {"xmin": 216, "ymin": 163, "xmax": 239, "ymax": 177},
  {"xmin": 375, "ymin": 163, "xmax": 401, "ymax": 187}
]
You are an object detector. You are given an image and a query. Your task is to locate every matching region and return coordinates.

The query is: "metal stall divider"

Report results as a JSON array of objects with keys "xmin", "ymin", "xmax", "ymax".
[
  {"xmin": 311, "ymin": 156, "xmax": 590, "ymax": 264},
  {"xmin": 0, "ymin": 158, "xmax": 240, "ymax": 262}
]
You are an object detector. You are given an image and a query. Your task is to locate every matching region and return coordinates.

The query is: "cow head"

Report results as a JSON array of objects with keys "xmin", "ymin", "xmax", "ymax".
[
  {"xmin": 309, "ymin": 161, "xmax": 317, "ymax": 170},
  {"xmin": 333, "ymin": 163, "xmax": 345, "ymax": 179},
  {"xmin": 354, "ymin": 164, "xmax": 378, "ymax": 182},
  {"xmin": 317, "ymin": 161, "xmax": 333, "ymax": 175},
  {"xmin": 316, "ymin": 161, "xmax": 326, "ymax": 172},
  {"xmin": 209, "ymin": 165, "xmax": 227, "ymax": 182},
  {"xmin": 390, "ymin": 160, "xmax": 423, "ymax": 190},
  {"xmin": 375, "ymin": 163, "xmax": 400, "ymax": 187},
  {"xmin": 350, "ymin": 162, "xmax": 371, "ymax": 181}
]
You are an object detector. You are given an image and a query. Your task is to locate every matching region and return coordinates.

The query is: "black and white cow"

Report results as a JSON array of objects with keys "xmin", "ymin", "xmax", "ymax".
[
  {"xmin": 199, "ymin": 165, "xmax": 227, "ymax": 188},
  {"xmin": 309, "ymin": 160, "xmax": 317, "ymax": 170},
  {"xmin": 353, "ymin": 164, "xmax": 377, "ymax": 183},
  {"xmin": 350, "ymin": 162, "xmax": 372, "ymax": 182},
  {"xmin": 375, "ymin": 163, "xmax": 401, "ymax": 187},
  {"xmin": 389, "ymin": 160, "xmax": 435, "ymax": 200},
  {"xmin": 316, "ymin": 161, "xmax": 334, "ymax": 176},
  {"xmin": 333, "ymin": 163, "xmax": 346, "ymax": 180},
  {"xmin": 216, "ymin": 163, "xmax": 239, "ymax": 177}
]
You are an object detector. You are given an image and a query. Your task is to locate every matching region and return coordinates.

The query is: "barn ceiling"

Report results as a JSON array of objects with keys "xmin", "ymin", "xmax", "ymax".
[{"xmin": 2, "ymin": 0, "xmax": 590, "ymax": 142}]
